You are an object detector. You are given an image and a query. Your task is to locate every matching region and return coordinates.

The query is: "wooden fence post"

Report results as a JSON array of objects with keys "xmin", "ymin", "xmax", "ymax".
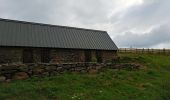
[
  {"xmin": 148, "ymin": 48, "xmax": 149, "ymax": 54},
  {"xmin": 163, "ymin": 48, "xmax": 165, "ymax": 54}
]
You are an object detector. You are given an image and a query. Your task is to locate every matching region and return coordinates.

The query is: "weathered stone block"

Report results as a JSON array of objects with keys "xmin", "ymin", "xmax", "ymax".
[
  {"xmin": 88, "ymin": 69, "xmax": 98, "ymax": 74},
  {"xmin": 42, "ymin": 72, "xmax": 49, "ymax": 76},
  {"xmin": 0, "ymin": 64, "xmax": 19, "ymax": 70},
  {"xmin": 32, "ymin": 67, "xmax": 45, "ymax": 75},
  {"xmin": 18, "ymin": 65, "xmax": 29, "ymax": 72},
  {"xmin": 74, "ymin": 67, "xmax": 86, "ymax": 72},
  {"xmin": 56, "ymin": 67, "xmax": 64, "ymax": 72},
  {"xmin": 45, "ymin": 66, "xmax": 57, "ymax": 71},
  {"xmin": 0, "ymin": 70, "xmax": 18, "ymax": 75},
  {"xmin": 13, "ymin": 72, "xmax": 29, "ymax": 80},
  {"xmin": 49, "ymin": 71, "xmax": 59, "ymax": 76}
]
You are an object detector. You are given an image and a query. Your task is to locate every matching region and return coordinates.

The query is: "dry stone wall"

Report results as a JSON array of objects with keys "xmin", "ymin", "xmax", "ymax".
[
  {"xmin": 0, "ymin": 63, "xmax": 105, "ymax": 82},
  {"xmin": 0, "ymin": 62, "xmax": 141, "ymax": 82}
]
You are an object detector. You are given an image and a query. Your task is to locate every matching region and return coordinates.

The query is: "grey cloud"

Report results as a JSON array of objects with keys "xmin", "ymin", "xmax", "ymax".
[
  {"xmin": 0, "ymin": 0, "xmax": 112, "ymax": 26},
  {"xmin": 0, "ymin": 0, "xmax": 72, "ymax": 24},
  {"xmin": 114, "ymin": 23, "xmax": 170, "ymax": 48},
  {"xmin": 0, "ymin": 0, "xmax": 170, "ymax": 48},
  {"xmin": 110, "ymin": 0, "xmax": 170, "ymax": 34}
]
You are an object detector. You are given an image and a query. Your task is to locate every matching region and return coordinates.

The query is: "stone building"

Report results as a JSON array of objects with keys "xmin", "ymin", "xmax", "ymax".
[{"xmin": 0, "ymin": 18, "xmax": 118, "ymax": 64}]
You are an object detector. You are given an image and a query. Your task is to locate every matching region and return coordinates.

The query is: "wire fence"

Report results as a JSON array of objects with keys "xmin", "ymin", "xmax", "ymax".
[{"xmin": 118, "ymin": 48, "xmax": 170, "ymax": 54}]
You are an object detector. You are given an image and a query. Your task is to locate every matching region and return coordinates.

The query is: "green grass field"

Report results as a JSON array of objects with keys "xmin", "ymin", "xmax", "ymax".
[{"xmin": 0, "ymin": 53, "xmax": 170, "ymax": 100}]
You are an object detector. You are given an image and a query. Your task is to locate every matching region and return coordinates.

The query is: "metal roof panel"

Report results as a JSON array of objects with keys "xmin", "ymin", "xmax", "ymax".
[{"xmin": 0, "ymin": 18, "xmax": 118, "ymax": 50}]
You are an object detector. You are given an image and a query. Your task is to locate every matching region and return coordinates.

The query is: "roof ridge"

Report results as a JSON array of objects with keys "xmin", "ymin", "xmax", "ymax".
[{"xmin": 0, "ymin": 18, "xmax": 106, "ymax": 33}]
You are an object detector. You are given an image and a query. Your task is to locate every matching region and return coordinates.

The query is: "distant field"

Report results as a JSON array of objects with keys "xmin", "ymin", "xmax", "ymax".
[{"xmin": 0, "ymin": 53, "xmax": 170, "ymax": 100}]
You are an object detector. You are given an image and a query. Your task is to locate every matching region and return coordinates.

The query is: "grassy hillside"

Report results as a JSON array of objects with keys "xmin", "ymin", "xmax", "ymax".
[{"xmin": 0, "ymin": 53, "xmax": 170, "ymax": 100}]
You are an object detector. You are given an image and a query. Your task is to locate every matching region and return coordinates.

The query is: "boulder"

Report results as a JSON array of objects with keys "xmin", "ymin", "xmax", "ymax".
[
  {"xmin": 45, "ymin": 66, "xmax": 57, "ymax": 71},
  {"xmin": 0, "ymin": 70, "xmax": 18, "ymax": 74},
  {"xmin": 32, "ymin": 68, "xmax": 45, "ymax": 75},
  {"xmin": 18, "ymin": 64, "xmax": 29, "ymax": 72},
  {"xmin": 0, "ymin": 64, "xmax": 19, "ymax": 70},
  {"xmin": 56, "ymin": 67, "xmax": 64, "ymax": 72},
  {"xmin": 13, "ymin": 72, "xmax": 29, "ymax": 80},
  {"xmin": 74, "ymin": 67, "xmax": 85, "ymax": 72}
]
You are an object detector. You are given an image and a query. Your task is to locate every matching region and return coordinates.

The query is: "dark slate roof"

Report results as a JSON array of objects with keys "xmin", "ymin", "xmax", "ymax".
[{"xmin": 0, "ymin": 18, "xmax": 118, "ymax": 50}]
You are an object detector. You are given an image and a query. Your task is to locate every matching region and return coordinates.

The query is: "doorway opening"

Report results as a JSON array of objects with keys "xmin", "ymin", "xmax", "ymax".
[
  {"xmin": 41, "ymin": 49, "xmax": 50, "ymax": 63},
  {"xmin": 23, "ymin": 49, "xmax": 33, "ymax": 63},
  {"xmin": 85, "ymin": 50, "xmax": 91, "ymax": 62},
  {"xmin": 96, "ymin": 51, "xmax": 102, "ymax": 63}
]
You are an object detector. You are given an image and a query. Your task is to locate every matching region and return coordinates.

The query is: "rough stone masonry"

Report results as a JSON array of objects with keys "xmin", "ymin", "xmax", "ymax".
[{"xmin": 0, "ymin": 62, "xmax": 141, "ymax": 82}]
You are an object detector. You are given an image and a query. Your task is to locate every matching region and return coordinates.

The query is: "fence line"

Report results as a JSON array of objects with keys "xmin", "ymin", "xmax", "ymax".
[{"xmin": 118, "ymin": 48, "xmax": 170, "ymax": 54}]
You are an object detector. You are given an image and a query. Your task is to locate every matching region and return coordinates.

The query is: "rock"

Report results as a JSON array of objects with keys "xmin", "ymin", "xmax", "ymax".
[
  {"xmin": 0, "ymin": 64, "xmax": 19, "ymax": 70},
  {"xmin": 56, "ymin": 67, "xmax": 64, "ymax": 72},
  {"xmin": 63, "ymin": 64, "xmax": 73, "ymax": 70},
  {"xmin": 80, "ymin": 70, "xmax": 87, "ymax": 73},
  {"xmin": 88, "ymin": 69, "xmax": 98, "ymax": 74},
  {"xmin": 0, "ymin": 70, "xmax": 18, "ymax": 74},
  {"xmin": 49, "ymin": 71, "xmax": 59, "ymax": 76},
  {"xmin": 6, "ymin": 79, "xmax": 11, "ymax": 83},
  {"xmin": 32, "ymin": 68, "xmax": 45, "ymax": 75},
  {"xmin": 45, "ymin": 66, "xmax": 57, "ymax": 71},
  {"xmin": 18, "ymin": 64, "xmax": 29, "ymax": 72},
  {"xmin": 42, "ymin": 72, "xmax": 49, "ymax": 76},
  {"xmin": 0, "ymin": 76, "xmax": 6, "ymax": 82},
  {"xmin": 13, "ymin": 72, "xmax": 29, "ymax": 80},
  {"xmin": 76, "ymin": 63, "xmax": 85, "ymax": 67},
  {"xmin": 4, "ymin": 74, "xmax": 12, "ymax": 79},
  {"xmin": 75, "ymin": 67, "xmax": 85, "ymax": 72},
  {"xmin": 96, "ymin": 66, "xmax": 102, "ymax": 70}
]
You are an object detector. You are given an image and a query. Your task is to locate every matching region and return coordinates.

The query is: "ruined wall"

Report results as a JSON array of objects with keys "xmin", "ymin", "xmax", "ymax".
[
  {"xmin": 0, "ymin": 63, "xmax": 105, "ymax": 81},
  {"xmin": 0, "ymin": 63, "xmax": 141, "ymax": 82},
  {"xmin": 88, "ymin": 50, "xmax": 117, "ymax": 63},
  {"xmin": 102, "ymin": 50, "xmax": 117, "ymax": 63}
]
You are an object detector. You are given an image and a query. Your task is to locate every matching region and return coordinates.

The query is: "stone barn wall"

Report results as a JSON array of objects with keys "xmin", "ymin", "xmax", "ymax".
[
  {"xmin": 0, "ymin": 47, "xmax": 23, "ymax": 64},
  {"xmin": 0, "ymin": 47, "xmax": 117, "ymax": 64},
  {"xmin": 102, "ymin": 50, "xmax": 118, "ymax": 63},
  {"xmin": 50, "ymin": 49, "xmax": 85, "ymax": 63}
]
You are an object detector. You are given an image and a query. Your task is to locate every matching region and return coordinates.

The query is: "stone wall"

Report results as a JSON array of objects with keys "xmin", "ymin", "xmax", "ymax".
[
  {"xmin": 50, "ymin": 49, "xmax": 85, "ymax": 63},
  {"xmin": 0, "ymin": 63, "xmax": 105, "ymax": 81},
  {"xmin": 102, "ymin": 50, "xmax": 117, "ymax": 63},
  {"xmin": 0, "ymin": 62, "xmax": 141, "ymax": 82},
  {"xmin": 0, "ymin": 47, "xmax": 117, "ymax": 64},
  {"xmin": 0, "ymin": 47, "xmax": 23, "ymax": 64}
]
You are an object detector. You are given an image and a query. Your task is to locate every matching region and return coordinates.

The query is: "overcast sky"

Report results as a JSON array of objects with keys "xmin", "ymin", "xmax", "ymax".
[{"xmin": 0, "ymin": 0, "xmax": 170, "ymax": 48}]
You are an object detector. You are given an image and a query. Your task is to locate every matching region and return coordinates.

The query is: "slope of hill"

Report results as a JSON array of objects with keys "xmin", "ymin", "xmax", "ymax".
[{"xmin": 0, "ymin": 53, "xmax": 170, "ymax": 100}]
